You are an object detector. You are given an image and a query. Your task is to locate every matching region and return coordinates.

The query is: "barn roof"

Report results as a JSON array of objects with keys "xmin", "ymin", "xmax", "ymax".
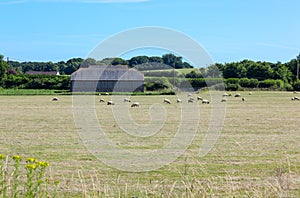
[{"xmin": 71, "ymin": 65, "xmax": 144, "ymax": 81}]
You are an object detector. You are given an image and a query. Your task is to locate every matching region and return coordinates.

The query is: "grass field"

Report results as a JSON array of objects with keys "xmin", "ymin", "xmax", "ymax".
[{"xmin": 0, "ymin": 91, "xmax": 299, "ymax": 197}]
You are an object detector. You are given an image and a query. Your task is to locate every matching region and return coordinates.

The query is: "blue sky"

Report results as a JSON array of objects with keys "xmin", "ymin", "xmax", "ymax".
[{"xmin": 0, "ymin": 0, "xmax": 299, "ymax": 64}]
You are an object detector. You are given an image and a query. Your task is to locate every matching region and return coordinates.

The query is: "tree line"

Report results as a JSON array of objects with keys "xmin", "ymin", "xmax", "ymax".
[
  {"xmin": 1, "ymin": 53, "xmax": 300, "ymax": 91},
  {"xmin": 5, "ymin": 53, "xmax": 193, "ymax": 75}
]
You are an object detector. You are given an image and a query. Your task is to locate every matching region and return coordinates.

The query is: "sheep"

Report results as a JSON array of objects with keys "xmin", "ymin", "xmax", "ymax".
[
  {"xmin": 105, "ymin": 92, "xmax": 109, "ymax": 95},
  {"xmin": 52, "ymin": 97, "xmax": 59, "ymax": 101},
  {"xmin": 177, "ymin": 99, "xmax": 182, "ymax": 103},
  {"xmin": 123, "ymin": 98, "xmax": 131, "ymax": 102},
  {"xmin": 131, "ymin": 102, "xmax": 140, "ymax": 107},
  {"xmin": 99, "ymin": 99, "xmax": 105, "ymax": 103},
  {"xmin": 107, "ymin": 101, "xmax": 115, "ymax": 105},
  {"xmin": 293, "ymin": 91, "xmax": 298, "ymax": 94},
  {"xmin": 249, "ymin": 92, "xmax": 252, "ymax": 95},
  {"xmin": 242, "ymin": 97, "xmax": 245, "ymax": 101},
  {"xmin": 202, "ymin": 99, "xmax": 210, "ymax": 104},
  {"xmin": 291, "ymin": 96, "xmax": 299, "ymax": 101},
  {"xmin": 222, "ymin": 93, "xmax": 229, "ymax": 97},
  {"xmin": 188, "ymin": 98, "xmax": 194, "ymax": 103},
  {"xmin": 197, "ymin": 96, "xmax": 203, "ymax": 101},
  {"xmin": 221, "ymin": 98, "xmax": 227, "ymax": 102},
  {"xmin": 234, "ymin": 94, "xmax": 241, "ymax": 97},
  {"xmin": 187, "ymin": 93, "xmax": 192, "ymax": 97},
  {"xmin": 164, "ymin": 98, "xmax": 171, "ymax": 104}
]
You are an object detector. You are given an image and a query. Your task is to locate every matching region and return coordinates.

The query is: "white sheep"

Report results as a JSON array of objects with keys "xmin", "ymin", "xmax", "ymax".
[
  {"xmin": 188, "ymin": 98, "xmax": 194, "ymax": 103},
  {"xmin": 131, "ymin": 102, "xmax": 140, "ymax": 107},
  {"xmin": 234, "ymin": 94, "xmax": 241, "ymax": 97},
  {"xmin": 202, "ymin": 99, "xmax": 210, "ymax": 104},
  {"xmin": 99, "ymin": 99, "xmax": 105, "ymax": 103},
  {"xmin": 52, "ymin": 97, "xmax": 59, "ymax": 101},
  {"xmin": 164, "ymin": 98, "xmax": 171, "ymax": 104},
  {"xmin": 221, "ymin": 98, "xmax": 227, "ymax": 102},
  {"xmin": 222, "ymin": 93, "xmax": 229, "ymax": 97},
  {"xmin": 107, "ymin": 101, "xmax": 115, "ymax": 105},
  {"xmin": 177, "ymin": 99, "xmax": 182, "ymax": 103},
  {"xmin": 197, "ymin": 96, "xmax": 203, "ymax": 101}
]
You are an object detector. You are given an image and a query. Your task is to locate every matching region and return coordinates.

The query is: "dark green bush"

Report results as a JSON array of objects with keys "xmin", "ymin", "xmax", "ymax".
[
  {"xmin": 258, "ymin": 79, "xmax": 284, "ymax": 89},
  {"xmin": 293, "ymin": 80, "xmax": 300, "ymax": 91}
]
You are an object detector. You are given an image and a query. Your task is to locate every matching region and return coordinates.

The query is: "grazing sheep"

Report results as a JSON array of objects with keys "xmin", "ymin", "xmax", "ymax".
[
  {"xmin": 188, "ymin": 98, "xmax": 194, "ymax": 103},
  {"xmin": 293, "ymin": 91, "xmax": 298, "ymax": 94},
  {"xmin": 249, "ymin": 92, "xmax": 252, "ymax": 95},
  {"xmin": 164, "ymin": 98, "xmax": 171, "ymax": 104},
  {"xmin": 52, "ymin": 97, "xmax": 59, "ymax": 101},
  {"xmin": 202, "ymin": 99, "xmax": 210, "ymax": 104},
  {"xmin": 123, "ymin": 98, "xmax": 131, "ymax": 102},
  {"xmin": 107, "ymin": 101, "xmax": 115, "ymax": 105},
  {"xmin": 197, "ymin": 96, "xmax": 203, "ymax": 101},
  {"xmin": 234, "ymin": 94, "xmax": 241, "ymax": 97},
  {"xmin": 131, "ymin": 102, "xmax": 140, "ymax": 107},
  {"xmin": 177, "ymin": 99, "xmax": 182, "ymax": 103},
  {"xmin": 105, "ymin": 92, "xmax": 109, "ymax": 95},
  {"xmin": 99, "ymin": 99, "xmax": 105, "ymax": 103},
  {"xmin": 221, "ymin": 98, "xmax": 227, "ymax": 102},
  {"xmin": 292, "ymin": 96, "xmax": 299, "ymax": 101},
  {"xmin": 242, "ymin": 97, "xmax": 245, "ymax": 101},
  {"xmin": 222, "ymin": 93, "xmax": 229, "ymax": 97}
]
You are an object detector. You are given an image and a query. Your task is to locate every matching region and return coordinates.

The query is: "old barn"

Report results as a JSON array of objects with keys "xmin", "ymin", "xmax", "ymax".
[{"xmin": 71, "ymin": 65, "xmax": 144, "ymax": 92}]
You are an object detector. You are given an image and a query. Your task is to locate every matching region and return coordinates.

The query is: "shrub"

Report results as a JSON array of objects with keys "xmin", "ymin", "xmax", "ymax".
[
  {"xmin": 293, "ymin": 80, "xmax": 300, "ymax": 91},
  {"xmin": 239, "ymin": 78, "xmax": 259, "ymax": 88},
  {"xmin": 258, "ymin": 79, "xmax": 284, "ymax": 89},
  {"xmin": 226, "ymin": 83, "xmax": 240, "ymax": 91},
  {"xmin": 144, "ymin": 77, "xmax": 172, "ymax": 91}
]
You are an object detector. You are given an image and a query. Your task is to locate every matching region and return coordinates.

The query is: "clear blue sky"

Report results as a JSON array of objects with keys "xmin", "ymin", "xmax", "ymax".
[{"xmin": 1, "ymin": 0, "xmax": 299, "ymax": 64}]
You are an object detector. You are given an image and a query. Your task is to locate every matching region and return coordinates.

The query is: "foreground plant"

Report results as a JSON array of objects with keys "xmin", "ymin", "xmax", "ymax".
[{"xmin": 0, "ymin": 154, "xmax": 58, "ymax": 198}]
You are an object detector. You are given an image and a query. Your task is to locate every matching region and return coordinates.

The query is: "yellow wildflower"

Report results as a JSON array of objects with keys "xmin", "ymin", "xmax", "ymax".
[
  {"xmin": 37, "ymin": 161, "xmax": 50, "ymax": 168},
  {"xmin": 12, "ymin": 155, "xmax": 22, "ymax": 162},
  {"xmin": 26, "ymin": 157, "xmax": 35, "ymax": 163},
  {"xmin": 26, "ymin": 163, "xmax": 37, "ymax": 170},
  {"xmin": 0, "ymin": 154, "xmax": 6, "ymax": 160},
  {"xmin": 55, "ymin": 179, "xmax": 59, "ymax": 185}
]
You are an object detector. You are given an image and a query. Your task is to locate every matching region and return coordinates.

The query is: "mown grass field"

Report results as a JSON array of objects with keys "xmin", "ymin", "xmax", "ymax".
[{"xmin": 0, "ymin": 91, "xmax": 299, "ymax": 197}]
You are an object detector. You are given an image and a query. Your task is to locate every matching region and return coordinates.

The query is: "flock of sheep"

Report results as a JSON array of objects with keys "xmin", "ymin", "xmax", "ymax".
[
  {"xmin": 95, "ymin": 92, "xmax": 247, "ymax": 108},
  {"xmin": 50, "ymin": 91, "xmax": 300, "ymax": 104}
]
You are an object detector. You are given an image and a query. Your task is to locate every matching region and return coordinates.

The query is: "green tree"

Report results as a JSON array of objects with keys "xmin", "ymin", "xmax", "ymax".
[
  {"xmin": 128, "ymin": 56, "xmax": 149, "ymax": 67},
  {"xmin": 111, "ymin": 57, "xmax": 128, "ymax": 65},
  {"xmin": 162, "ymin": 53, "xmax": 184, "ymax": 68},
  {"xmin": 272, "ymin": 62, "xmax": 293, "ymax": 83},
  {"xmin": 0, "ymin": 55, "xmax": 8, "ymax": 86},
  {"xmin": 148, "ymin": 56, "xmax": 163, "ymax": 63}
]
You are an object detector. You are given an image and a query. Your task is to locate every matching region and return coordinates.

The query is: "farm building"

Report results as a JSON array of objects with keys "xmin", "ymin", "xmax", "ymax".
[{"xmin": 71, "ymin": 65, "xmax": 144, "ymax": 92}]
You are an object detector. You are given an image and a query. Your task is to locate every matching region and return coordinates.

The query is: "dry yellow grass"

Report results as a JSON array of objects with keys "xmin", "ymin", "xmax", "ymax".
[{"xmin": 0, "ymin": 91, "xmax": 299, "ymax": 197}]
